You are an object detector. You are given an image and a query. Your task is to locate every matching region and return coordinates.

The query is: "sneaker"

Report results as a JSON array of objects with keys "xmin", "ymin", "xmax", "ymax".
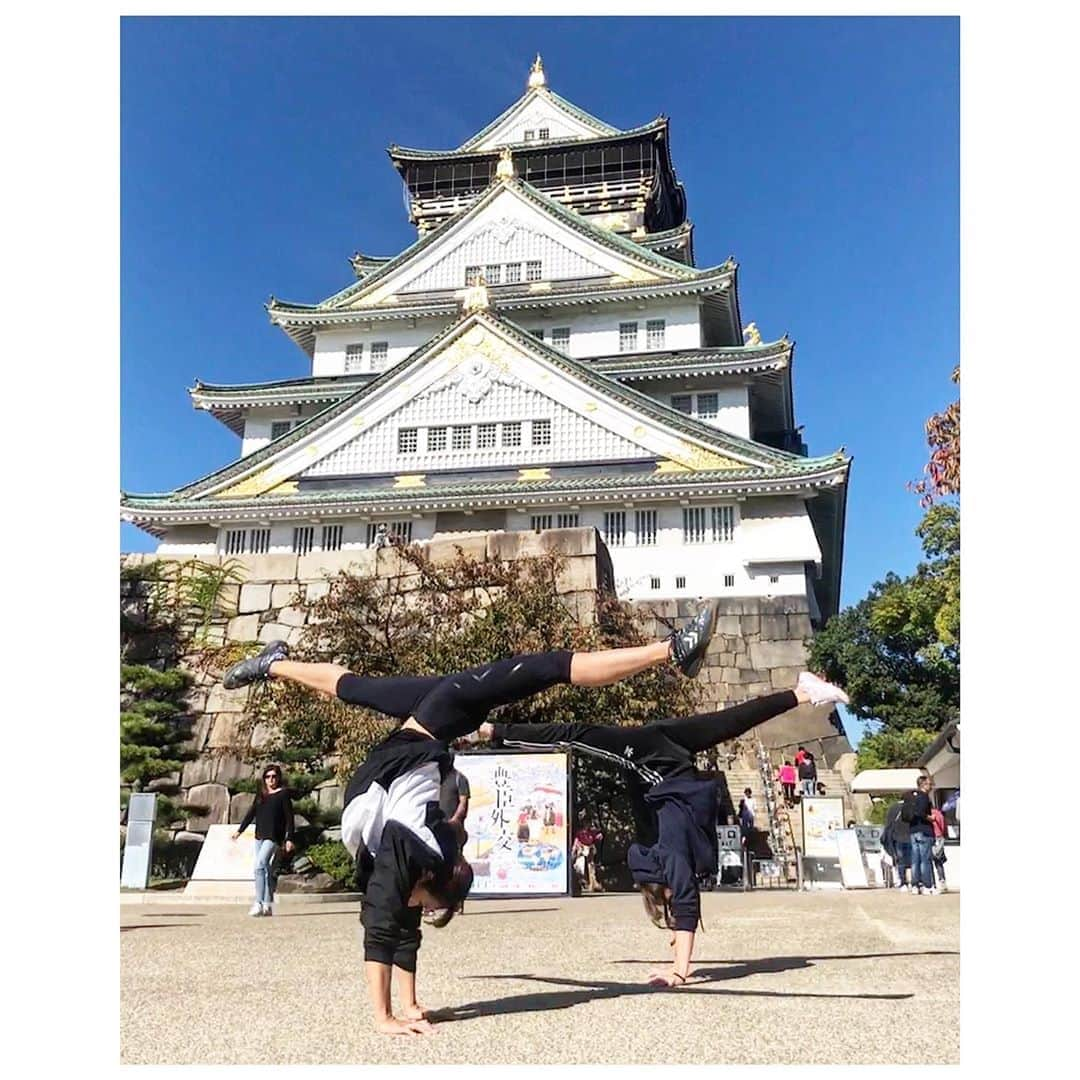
[
  {"xmin": 669, "ymin": 601, "xmax": 718, "ymax": 678},
  {"xmin": 898, "ymin": 884, "xmax": 909, "ymax": 893},
  {"xmin": 223, "ymin": 640, "xmax": 290, "ymax": 689},
  {"xmin": 262, "ymin": 903, "xmax": 274, "ymax": 916},
  {"xmin": 796, "ymin": 671, "xmax": 850, "ymax": 707},
  {"xmin": 248, "ymin": 903, "xmax": 263, "ymax": 917}
]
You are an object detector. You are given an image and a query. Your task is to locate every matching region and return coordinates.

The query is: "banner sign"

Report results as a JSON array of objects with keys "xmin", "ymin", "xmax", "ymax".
[
  {"xmin": 716, "ymin": 825, "xmax": 742, "ymax": 852},
  {"xmin": 854, "ymin": 826, "xmax": 883, "ymax": 852},
  {"xmin": 455, "ymin": 752, "xmax": 570, "ymax": 897},
  {"xmin": 836, "ymin": 828, "xmax": 872, "ymax": 888},
  {"xmin": 801, "ymin": 796, "xmax": 845, "ymax": 858}
]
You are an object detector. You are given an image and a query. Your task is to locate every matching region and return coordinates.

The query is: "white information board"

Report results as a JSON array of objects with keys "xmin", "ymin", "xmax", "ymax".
[{"xmin": 188, "ymin": 824, "xmax": 259, "ymax": 881}]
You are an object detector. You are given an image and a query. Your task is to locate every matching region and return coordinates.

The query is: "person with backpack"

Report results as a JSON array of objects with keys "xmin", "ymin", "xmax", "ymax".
[
  {"xmin": 798, "ymin": 752, "xmax": 817, "ymax": 798},
  {"xmin": 883, "ymin": 795, "xmax": 913, "ymax": 891}
]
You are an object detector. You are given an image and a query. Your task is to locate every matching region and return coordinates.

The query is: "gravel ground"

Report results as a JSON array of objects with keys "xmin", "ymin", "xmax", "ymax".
[{"xmin": 120, "ymin": 888, "xmax": 959, "ymax": 1064}]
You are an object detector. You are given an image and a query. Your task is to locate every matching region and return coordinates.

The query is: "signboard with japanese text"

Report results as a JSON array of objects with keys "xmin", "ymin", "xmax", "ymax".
[
  {"xmin": 800, "ymin": 796, "xmax": 846, "ymax": 858},
  {"xmin": 455, "ymin": 752, "xmax": 570, "ymax": 897}
]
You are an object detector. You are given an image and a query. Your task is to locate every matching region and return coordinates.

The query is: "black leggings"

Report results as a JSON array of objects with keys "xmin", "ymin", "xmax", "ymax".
[
  {"xmin": 494, "ymin": 691, "xmax": 799, "ymax": 785},
  {"xmin": 335, "ymin": 650, "xmax": 574, "ymax": 742}
]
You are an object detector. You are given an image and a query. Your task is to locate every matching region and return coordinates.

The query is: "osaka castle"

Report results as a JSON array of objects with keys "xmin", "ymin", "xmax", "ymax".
[{"xmin": 121, "ymin": 57, "xmax": 850, "ymax": 623}]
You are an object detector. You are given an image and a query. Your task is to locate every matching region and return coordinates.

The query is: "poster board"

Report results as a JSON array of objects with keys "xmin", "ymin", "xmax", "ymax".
[
  {"xmin": 801, "ymin": 796, "xmax": 845, "ymax": 858},
  {"xmin": 455, "ymin": 752, "xmax": 570, "ymax": 897},
  {"xmin": 120, "ymin": 793, "xmax": 158, "ymax": 889},
  {"xmin": 836, "ymin": 828, "xmax": 872, "ymax": 888},
  {"xmin": 188, "ymin": 825, "xmax": 258, "ymax": 881}
]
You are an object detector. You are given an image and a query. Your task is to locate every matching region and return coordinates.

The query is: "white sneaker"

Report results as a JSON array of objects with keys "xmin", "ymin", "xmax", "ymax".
[
  {"xmin": 796, "ymin": 672, "xmax": 850, "ymax": 707},
  {"xmin": 248, "ymin": 904, "xmax": 263, "ymax": 917},
  {"xmin": 262, "ymin": 903, "xmax": 273, "ymax": 917},
  {"xmin": 898, "ymin": 885, "xmax": 909, "ymax": 893}
]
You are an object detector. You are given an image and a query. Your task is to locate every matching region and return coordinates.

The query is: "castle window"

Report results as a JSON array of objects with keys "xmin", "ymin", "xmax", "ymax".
[
  {"xmin": 538, "ymin": 128, "xmax": 550, "ymax": 140},
  {"xmin": 603, "ymin": 511, "xmax": 626, "ymax": 547},
  {"xmin": 557, "ymin": 512, "xmax": 579, "ymax": 528},
  {"xmin": 366, "ymin": 521, "xmax": 413, "ymax": 547},
  {"xmin": 484, "ymin": 264, "xmax": 502, "ymax": 285},
  {"xmin": 292, "ymin": 526, "xmax": 314, "ymax": 556},
  {"xmin": 619, "ymin": 322, "xmax": 639, "ymax": 352},
  {"xmin": 551, "ymin": 327, "xmax": 570, "ymax": 352},
  {"xmin": 531, "ymin": 514, "xmax": 553, "ymax": 533},
  {"xmin": 427, "ymin": 426, "xmax": 447, "ymax": 452},
  {"xmin": 671, "ymin": 394, "xmax": 693, "ymax": 415},
  {"xmin": 344, "ymin": 343, "xmax": 364, "ymax": 372},
  {"xmin": 504, "ymin": 262, "xmax": 522, "ymax": 284},
  {"xmin": 250, "ymin": 528, "xmax": 270, "ymax": 555},
  {"xmin": 724, "ymin": 574, "xmax": 735, "ymax": 588},
  {"xmin": 532, "ymin": 418, "xmax": 552, "ymax": 446},
  {"xmin": 712, "ymin": 505, "xmax": 735, "ymax": 543},
  {"xmin": 697, "ymin": 392, "xmax": 719, "ymax": 418},
  {"xmin": 676, "ymin": 575, "xmax": 686, "ymax": 589},
  {"xmin": 502, "ymin": 421, "xmax": 522, "ymax": 448},
  {"xmin": 465, "ymin": 265, "xmax": 482, "ymax": 285},
  {"xmin": 452, "ymin": 425, "xmax": 472, "ymax": 450},
  {"xmin": 526, "ymin": 260, "xmax": 543, "ymax": 282},
  {"xmin": 398, "ymin": 428, "xmax": 418, "ymax": 454},
  {"xmin": 371, "ymin": 342, "xmax": 389, "ymax": 369},
  {"xmin": 477, "ymin": 423, "xmax": 497, "ymax": 449},
  {"xmin": 225, "ymin": 529, "xmax": 247, "ymax": 555},
  {"xmin": 635, "ymin": 509, "xmax": 658, "ymax": 546},
  {"xmin": 683, "ymin": 507, "xmax": 708, "ymax": 544},
  {"xmin": 270, "ymin": 420, "xmax": 295, "ymax": 440},
  {"xmin": 524, "ymin": 130, "xmax": 535, "ymax": 142},
  {"xmin": 322, "ymin": 525, "xmax": 343, "ymax": 552},
  {"xmin": 646, "ymin": 319, "xmax": 666, "ymax": 349},
  {"xmin": 529, "ymin": 328, "xmax": 544, "ymax": 341},
  {"xmin": 769, "ymin": 575, "xmax": 780, "ymax": 584},
  {"xmin": 650, "ymin": 576, "xmax": 661, "ymax": 590}
]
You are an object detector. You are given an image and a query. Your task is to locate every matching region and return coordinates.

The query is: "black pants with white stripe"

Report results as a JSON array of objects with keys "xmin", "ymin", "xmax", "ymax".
[
  {"xmin": 492, "ymin": 690, "xmax": 799, "ymax": 786},
  {"xmin": 335, "ymin": 650, "xmax": 575, "ymax": 742}
]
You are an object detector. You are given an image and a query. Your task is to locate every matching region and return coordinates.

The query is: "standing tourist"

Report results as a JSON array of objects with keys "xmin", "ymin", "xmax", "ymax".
[
  {"xmin": 930, "ymin": 799, "xmax": 948, "ymax": 893},
  {"xmin": 909, "ymin": 775, "xmax": 936, "ymax": 895},
  {"xmin": 883, "ymin": 796, "xmax": 913, "ymax": 891},
  {"xmin": 232, "ymin": 763, "xmax": 296, "ymax": 917},
  {"xmin": 778, "ymin": 760, "xmax": 797, "ymax": 806},
  {"xmin": 798, "ymin": 752, "xmax": 818, "ymax": 798}
]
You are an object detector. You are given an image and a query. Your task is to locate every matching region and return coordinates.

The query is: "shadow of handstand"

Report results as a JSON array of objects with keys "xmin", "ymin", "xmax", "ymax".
[{"xmin": 427, "ymin": 962, "xmax": 914, "ymax": 1024}]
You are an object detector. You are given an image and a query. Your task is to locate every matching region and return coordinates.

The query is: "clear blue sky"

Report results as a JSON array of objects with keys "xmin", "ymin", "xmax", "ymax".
[{"xmin": 121, "ymin": 16, "xmax": 959, "ymax": 740}]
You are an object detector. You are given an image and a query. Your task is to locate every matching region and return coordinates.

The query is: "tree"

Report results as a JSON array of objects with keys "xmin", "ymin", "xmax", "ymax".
[
  {"xmin": 910, "ymin": 365, "xmax": 960, "ymax": 506},
  {"xmin": 855, "ymin": 727, "xmax": 935, "ymax": 772},
  {"xmin": 120, "ymin": 664, "xmax": 195, "ymax": 824}
]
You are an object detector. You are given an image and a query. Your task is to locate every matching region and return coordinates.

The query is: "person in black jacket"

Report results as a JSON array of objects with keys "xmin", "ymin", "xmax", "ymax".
[
  {"xmin": 232, "ymin": 763, "xmax": 295, "ymax": 916},
  {"xmin": 477, "ymin": 670, "xmax": 850, "ymax": 988},
  {"xmin": 908, "ymin": 775, "xmax": 936, "ymax": 895},
  {"xmin": 222, "ymin": 603, "xmax": 719, "ymax": 1033}
]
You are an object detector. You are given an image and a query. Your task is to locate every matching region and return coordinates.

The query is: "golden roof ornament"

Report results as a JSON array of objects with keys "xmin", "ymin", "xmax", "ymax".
[
  {"xmin": 462, "ymin": 273, "xmax": 490, "ymax": 313},
  {"xmin": 743, "ymin": 322, "xmax": 762, "ymax": 346},
  {"xmin": 495, "ymin": 146, "xmax": 516, "ymax": 181},
  {"xmin": 527, "ymin": 54, "xmax": 547, "ymax": 89}
]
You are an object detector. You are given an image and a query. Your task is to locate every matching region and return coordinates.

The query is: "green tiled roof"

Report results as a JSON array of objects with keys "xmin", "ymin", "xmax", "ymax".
[
  {"xmin": 392, "ymin": 117, "xmax": 666, "ymax": 161},
  {"xmin": 131, "ymin": 307, "xmax": 842, "ymax": 510},
  {"xmin": 270, "ymin": 176, "xmax": 719, "ymax": 320}
]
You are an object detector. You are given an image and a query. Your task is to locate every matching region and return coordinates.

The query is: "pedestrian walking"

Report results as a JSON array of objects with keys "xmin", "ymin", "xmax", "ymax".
[{"xmin": 232, "ymin": 763, "xmax": 295, "ymax": 917}]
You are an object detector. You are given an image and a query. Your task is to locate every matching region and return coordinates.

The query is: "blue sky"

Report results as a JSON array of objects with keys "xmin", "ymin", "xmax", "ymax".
[{"xmin": 121, "ymin": 16, "xmax": 959, "ymax": 740}]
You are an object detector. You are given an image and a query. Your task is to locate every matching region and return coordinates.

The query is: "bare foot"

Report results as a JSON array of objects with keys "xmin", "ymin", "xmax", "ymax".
[
  {"xmin": 647, "ymin": 972, "xmax": 688, "ymax": 988},
  {"xmin": 477, "ymin": 721, "xmax": 495, "ymax": 741},
  {"xmin": 375, "ymin": 1016, "xmax": 435, "ymax": 1036},
  {"xmin": 402, "ymin": 1004, "xmax": 428, "ymax": 1022}
]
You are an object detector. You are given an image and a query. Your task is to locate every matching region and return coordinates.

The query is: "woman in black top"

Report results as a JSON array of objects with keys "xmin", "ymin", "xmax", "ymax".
[{"xmin": 233, "ymin": 764, "xmax": 295, "ymax": 917}]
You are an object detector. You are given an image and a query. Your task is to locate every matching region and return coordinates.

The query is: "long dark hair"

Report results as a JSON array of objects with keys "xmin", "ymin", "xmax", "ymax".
[
  {"xmin": 257, "ymin": 763, "xmax": 285, "ymax": 802},
  {"xmin": 639, "ymin": 882, "xmax": 674, "ymax": 930}
]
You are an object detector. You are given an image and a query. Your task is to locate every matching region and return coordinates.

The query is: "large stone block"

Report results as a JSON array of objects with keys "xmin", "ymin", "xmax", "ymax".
[
  {"xmin": 716, "ymin": 616, "xmax": 742, "ymax": 636},
  {"xmin": 315, "ymin": 782, "xmax": 344, "ymax": 813},
  {"xmin": 238, "ymin": 583, "xmax": 272, "ymax": 613},
  {"xmin": 423, "ymin": 534, "xmax": 487, "ymax": 564},
  {"xmin": 555, "ymin": 556, "xmax": 599, "ymax": 594},
  {"xmin": 305, "ymin": 581, "xmax": 331, "ymax": 604},
  {"xmin": 258, "ymin": 622, "xmax": 292, "ymax": 643},
  {"xmin": 226, "ymin": 613, "xmax": 261, "ymax": 641},
  {"xmin": 278, "ymin": 606, "xmax": 307, "ymax": 627},
  {"xmin": 217, "ymin": 583, "xmax": 241, "ymax": 616},
  {"xmin": 181, "ymin": 757, "xmax": 215, "ymax": 789},
  {"xmin": 749, "ymin": 640, "xmax": 808, "ymax": 670},
  {"xmin": 271, "ymin": 583, "xmax": 301, "ymax": 608},
  {"xmin": 536, "ymin": 527, "xmax": 598, "ymax": 558},
  {"xmin": 374, "ymin": 545, "xmax": 414, "ymax": 577},
  {"xmin": 250, "ymin": 722, "xmax": 277, "ymax": 751},
  {"xmin": 770, "ymin": 667, "xmax": 803, "ymax": 691},
  {"xmin": 206, "ymin": 685, "xmax": 252, "ymax": 714},
  {"xmin": 297, "ymin": 550, "xmax": 372, "ymax": 581},
  {"xmin": 739, "ymin": 615, "xmax": 761, "ymax": 635},
  {"xmin": 240, "ymin": 553, "xmax": 298, "ymax": 582},
  {"xmin": 207, "ymin": 713, "xmax": 246, "ymax": 750},
  {"xmin": 787, "ymin": 612, "xmax": 813, "ymax": 639},
  {"xmin": 760, "ymin": 614, "xmax": 790, "ymax": 641},
  {"xmin": 211, "ymin": 754, "xmax": 255, "ymax": 787},
  {"xmin": 229, "ymin": 792, "xmax": 255, "ymax": 824},
  {"xmin": 185, "ymin": 783, "xmax": 231, "ymax": 832}
]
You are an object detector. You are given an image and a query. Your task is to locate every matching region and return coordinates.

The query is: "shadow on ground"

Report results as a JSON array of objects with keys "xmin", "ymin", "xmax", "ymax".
[{"xmin": 425, "ymin": 950, "xmax": 950, "ymax": 1023}]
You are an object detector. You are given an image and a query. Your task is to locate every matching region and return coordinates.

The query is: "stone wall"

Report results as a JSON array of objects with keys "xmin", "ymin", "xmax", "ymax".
[
  {"xmin": 120, "ymin": 528, "xmax": 608, "ymax": 845},
  {"xmin": 121, "ymin": 527, "xmax": 847, "ymax": 847},
  {"xmin": 630, "ymin": 596, "xmax": 853, "ymax": 769}
]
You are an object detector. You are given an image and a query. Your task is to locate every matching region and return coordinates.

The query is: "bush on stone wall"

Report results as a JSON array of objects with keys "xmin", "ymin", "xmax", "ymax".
[{"xmin": 305, "ymin": 841, "xmax": 356, "ymax": 887}]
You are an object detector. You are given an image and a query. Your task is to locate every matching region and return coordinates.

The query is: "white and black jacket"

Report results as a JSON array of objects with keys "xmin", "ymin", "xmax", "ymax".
[{"xmin": 340, "ymin": 730, "xmax": 458, "ymax": 969}]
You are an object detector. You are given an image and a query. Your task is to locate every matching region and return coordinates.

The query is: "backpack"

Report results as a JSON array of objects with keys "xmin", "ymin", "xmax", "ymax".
[{"xmin": 899, "ymin": 792, "xmax": 916, "ymax": 824}]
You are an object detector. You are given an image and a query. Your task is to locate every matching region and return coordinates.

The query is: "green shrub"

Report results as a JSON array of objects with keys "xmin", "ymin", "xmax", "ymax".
[{"xmin": 306, "ymin": 841, "xmax": 355, "ymax": 887}]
